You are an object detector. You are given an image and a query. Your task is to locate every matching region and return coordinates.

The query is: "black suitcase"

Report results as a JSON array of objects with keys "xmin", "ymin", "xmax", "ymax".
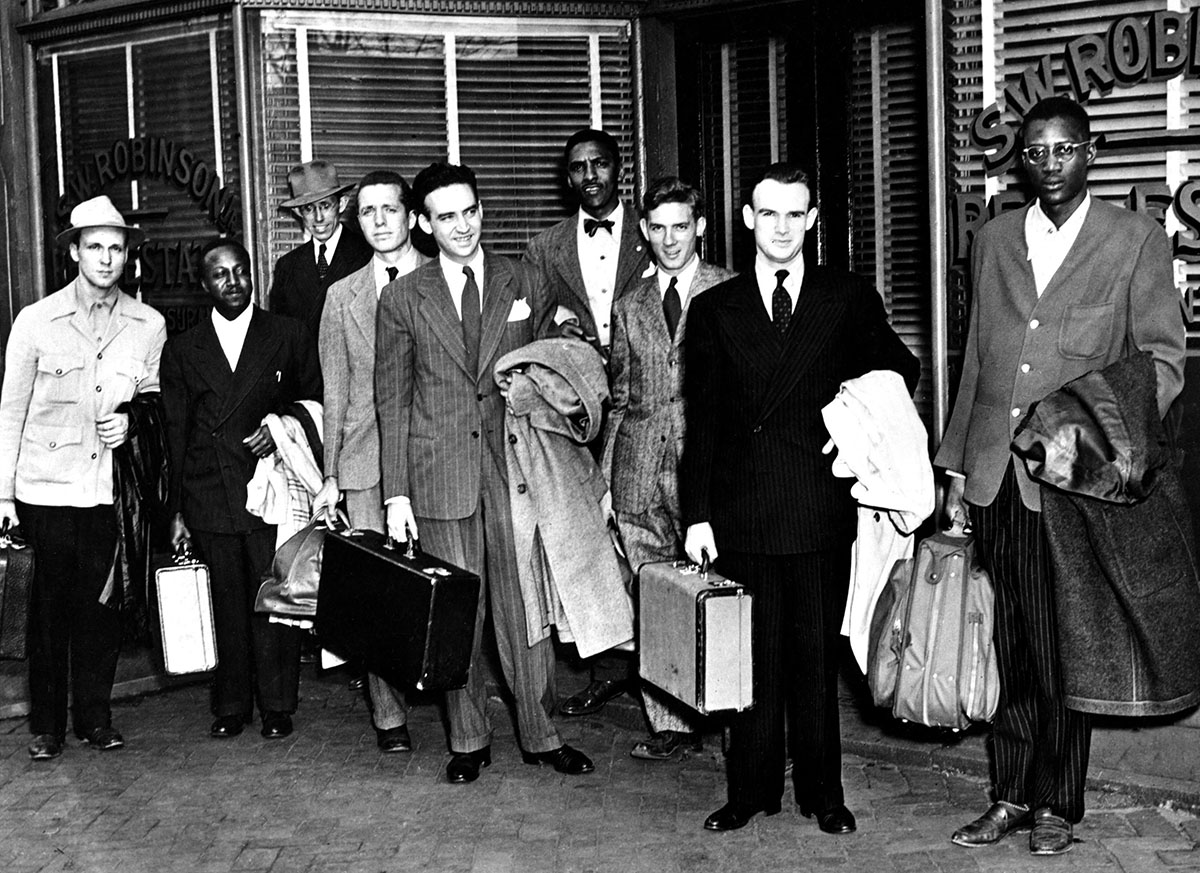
[
  {"xmin": 0, "ymin": 527, "xmax": 34, "ymax": 660},
  {"xmin": 315, "ymin": 530, "xmax": 480, "ymax": 692}
]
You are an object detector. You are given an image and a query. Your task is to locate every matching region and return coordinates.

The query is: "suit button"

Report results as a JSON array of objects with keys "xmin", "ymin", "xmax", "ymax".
[
  {"xmin": 517, "ymin": 484, "xmax": 527, "ymax": 494},
  {"xmin": 508, "ymin": 434, "xmax": 517, "ymax": 444}
]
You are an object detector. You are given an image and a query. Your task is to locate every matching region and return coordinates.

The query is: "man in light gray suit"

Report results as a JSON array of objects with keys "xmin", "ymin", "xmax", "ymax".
[
  {"xmin": 375, "ymin": 161, "xmax": 594, "ymax": 785},
  {"xmin": 313, "ymin": 170, "xmax": 429, "ymax": 754},
  {"xmin": 602, "ymin": 177, "xmax": 734, "ymax": 761}
]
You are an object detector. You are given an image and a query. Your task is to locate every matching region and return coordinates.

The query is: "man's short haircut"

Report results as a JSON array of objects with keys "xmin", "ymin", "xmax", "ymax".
[
  {"xmin": 564, "ymin": 128, "xmax": 621, "ymax": 165},
  {"xmin": 358, "ymin": 170, "xmax": 415, "ymax": 212},
  {"xmin": 748, "ymin": 163, "xmax": 814, "ymax": 207},
  {"xmin": 412, "ymin": 162, "xmax": 478, "ymax": 217},
  {"xmin": 199, "ymin": 237, "xmax": 250, "ymax": 269},
  {"xmin": 642, "ymin": 176, "xmax": 705, "ymax": 222},
  {"xmin": 1021, "ymin": 96, "xmax": 1090, "ymax": 141}
]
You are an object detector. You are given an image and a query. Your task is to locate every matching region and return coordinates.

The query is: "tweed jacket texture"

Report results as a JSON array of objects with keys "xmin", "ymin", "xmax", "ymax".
[
  {"xmin": 496, "ymin": 338, "xmax": 634, "ymax": 658},
  {"xmin": 935, "ymin": 198, "xmax": 1185, "ymax": 512},
  {"xmin": 0, "ymin": 281, "xmax": 166, "ymax": 507},
  {"xmin": 680, "ymin": 267, "xmax": 919, "ymax": 555},
  {"xmin": 524, "ymin": 203, "xmax": 650, "ymax": 346},
  {"xmin": 374, "ymin": 252, "xmax": 555, "ymax": 519},
  {"xmin": 601, "ymin": 260, "xmax": 734, "ymax": 514},
  {"xmin": 319, "ymin": 255, "xmax": 430, "ymax": 490},
  {"xmin": 162, "ymin": 307, "xmax": 323, "ymax": 533},
  {"xmin": 269, "ymin": 230, "xmax": 373, "ymax": 341}
]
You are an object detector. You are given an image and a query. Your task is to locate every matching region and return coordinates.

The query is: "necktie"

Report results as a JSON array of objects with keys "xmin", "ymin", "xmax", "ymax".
[
  {"xmin": 461, "ymin": 265, "xmax": 481, "ymax": 377},
  {"xmin": 584, "ymin": 217, "xmax": 614, "ymax": 237},
  {"xmin": 772, "ymin": 269, "xmax": 791, "ymax": 335},
  {"xmin": 317, "ymin": 243, "xmax": 330, "ymax": 282},
  {"xmin": 662, "ymin": 276, "xmax": 682, "ymax": 339},
  {"xmin": 385, "ymin": 266, "xmax": 399, "ymax": 283}
]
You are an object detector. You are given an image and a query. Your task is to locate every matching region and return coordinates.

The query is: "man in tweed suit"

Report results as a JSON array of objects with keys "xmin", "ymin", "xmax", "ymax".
[
  {"xmin": 375, "ymin": 161, "xmax": 594, "ymax": 785},
  {"xmin": 313, "ymin": 170, "xmax": 429, "ymax": 754},
  {"xmin": 681, "ymin": 163, "xmax": 918, "ymax": 833},
  {"xmin": 601, "ymin": 177, "xmax": 733, "ymax": 761},
  {"xmin": 937, "ymin": 97, "xmax": 1185, "ymax": 856}
]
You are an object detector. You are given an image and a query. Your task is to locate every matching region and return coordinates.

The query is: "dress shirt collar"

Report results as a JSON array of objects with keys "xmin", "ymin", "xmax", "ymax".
[
  {"xmin": 211, "ymin": 302, "xmax": 255, "ymax": 370},
  {"xmin": 656, "ymin": 254, "xmax": 700, "ymax": 300},
  {"xmin": 314, "ymin": 224, "xmax": 343, "ymax": 263}
]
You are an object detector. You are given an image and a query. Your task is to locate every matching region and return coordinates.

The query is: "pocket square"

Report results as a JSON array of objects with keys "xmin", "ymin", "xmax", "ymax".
[{"xmin": 508, "ymin": 298, "xmax": 532, "ymax": 322}]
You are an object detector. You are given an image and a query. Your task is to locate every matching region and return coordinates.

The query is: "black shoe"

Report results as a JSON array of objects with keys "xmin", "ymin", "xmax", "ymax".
[
  {"xmin": 809, "ymin": 804, "xmax": 856, "ymax": 834},
  {"xmin": 376, "ymin": 725, "xmax": 412, "ymax": 753},
  {"xmin": 630, "ymin": 730, "xmax": 703, "ymax": 761},
  {"xmin": 446, "ymin": 747, "xmax": 491, "ymax": 783},
  {"xmin": 80, "ymin": 726, "xmax": 124, "ymax": 751},
  {"xmin": 521, "ymin": 744, "xmax": 594, "ymax": 774},
  {"xmin": 951, "ymin": 800, "xmax": 1033, "ymax": 848},
  {"xmin": 260, "ymin": 712, "xmax": 293, "ymax": 739},
  {"xmin": 703, "ymin": 801, "xmax": 781, "ymax": 832},
  {"xmin": 558, "ymin": 679, "xmax": 628, "ymax": 717},
  {"xmin": 210, "ymin": 714, "xmax": 249, "ymax": 739},
  {"xmin": 28, "ymin": 734, "xmax": 63, "ymax": 761}
]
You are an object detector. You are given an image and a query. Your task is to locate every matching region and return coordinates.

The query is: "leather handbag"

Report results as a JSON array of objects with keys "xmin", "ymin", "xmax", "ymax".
[
  {"xmin": 255, "ymin": 511, "xmax": 349, "ymax": 617},
  {"xmin": 0, "ymin": 525, "xmax": 34, "ymax": 660}
]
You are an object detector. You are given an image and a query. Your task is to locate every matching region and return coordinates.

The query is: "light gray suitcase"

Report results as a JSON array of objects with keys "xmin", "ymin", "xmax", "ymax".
[
  {"xmin": 155, "ymin": 547, "xmax": 217, "ymax": 675},
  {"xmin": 638, "ymin": 558, "xmax": 753, "ymax": 714}
]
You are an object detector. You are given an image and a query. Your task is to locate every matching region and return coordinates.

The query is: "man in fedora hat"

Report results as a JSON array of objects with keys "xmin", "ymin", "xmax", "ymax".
[
  {"xmin": 269, "ymin": 159, "xmax": 372, "ymax": 342},
  {"xmin": 0, "ymin": 194, "xmax": 166, "ymax": 760}
]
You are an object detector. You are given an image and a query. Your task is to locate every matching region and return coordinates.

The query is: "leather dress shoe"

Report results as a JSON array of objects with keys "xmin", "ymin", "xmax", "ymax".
[
  {"xmin": 1029, "ymin": 807, "xmax": 1073, "ymax": 855},
  {"xmin": 951, "ymin": 800, "xmax": 1033, "ymax": 847},
  {"xmin": 376, "ymin": 725, "xmax": 412, "ymax": 753},
  {"xmin": 521, "ymin": 744, "xmax": 594, "ymax": 774},
  {"xmin": 806, "ymin": 804, "xmax": 856, "ymax": 834},
  {"xmin": 630, "ymin": 730, "xmax": 702, "ymax": 761},
  {"xmin": 260, "ymin": 712, "xmax": 293, "ymax": 739},
  {"xmin": 210, "ymin": 714, "xmax": 249, "ymax": 739},
  {"xmin": 80, "ymin": 726, "xmax": 124, "ymax": 751},
  {"xmin": 703, "ymin": 801, "xmax": 781, "ymax": 832},
  {"xmin": 28, "ymin": 734, "xmax": 63, "ymax": 761},
  {"xmin": 446, "ymin": 747, "xmax": 491, "ymax": 783},
  {"xmin": 558, "ymin": 679, "xmax": 627, "ymax": 716}
]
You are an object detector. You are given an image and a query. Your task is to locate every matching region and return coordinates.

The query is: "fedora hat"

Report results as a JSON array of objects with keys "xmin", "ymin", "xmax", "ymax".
[
  {"xmin": 280, "ymin": 160, "xmax": 354, "ymax": 208},
  {"xmin": 55, "ymin": 195, "xmax": 145, "ymax": 248}
]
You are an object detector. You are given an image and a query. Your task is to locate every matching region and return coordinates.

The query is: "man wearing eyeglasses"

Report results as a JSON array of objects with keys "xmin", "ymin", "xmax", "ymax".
[
  {"xmin": 270, "ymin": 160, "xmax": 373, "ymax": 343},
  {"xmin": 937, "ymin": 96, "xmax": 1185, "ymax": 856}
]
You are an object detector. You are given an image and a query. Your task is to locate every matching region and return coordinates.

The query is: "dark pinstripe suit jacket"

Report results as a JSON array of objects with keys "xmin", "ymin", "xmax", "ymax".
[
  {"xmin": 680, "ymin": 267, "xmax": 919, "ymax": 555},
  {"xmin": 375, "ymin": 252, "xmax": 554, "ymax": 521}
]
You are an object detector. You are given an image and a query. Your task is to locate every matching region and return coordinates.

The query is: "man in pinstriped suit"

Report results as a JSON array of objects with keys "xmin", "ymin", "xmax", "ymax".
[
  {"xmin": 937, "ymin": 97, "xmax": 1185, "ymax": 855},
  {"xmin": 601, "ymin": 177, "xmax": 733, "ymax": 761},
  {"xmin": 375, "ymin": 161, "xmax": 594, "ymax": 785}
]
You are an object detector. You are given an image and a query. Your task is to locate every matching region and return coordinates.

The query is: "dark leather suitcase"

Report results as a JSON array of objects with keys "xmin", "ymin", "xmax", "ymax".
[
  {"xmin": 0, "ymin": 527, "xmax": 35, "ymax": 660},
  {"xmin": 316, "ymin": 530, "xmax": 480, "ymax": 692}
]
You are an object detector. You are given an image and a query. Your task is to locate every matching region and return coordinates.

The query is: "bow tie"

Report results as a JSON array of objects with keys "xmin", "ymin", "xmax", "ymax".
[{"xmin": 584, "ymin": 217, "xmax": 614, "ymax": 237}]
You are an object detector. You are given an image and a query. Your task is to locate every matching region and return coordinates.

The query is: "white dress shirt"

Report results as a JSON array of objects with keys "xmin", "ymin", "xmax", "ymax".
[
  {"xmin": 211, "ymin": 303, "xmax": 254, "ymax": 371},
  {"xmin": 576, "ymin": 206, "xmax": 623, "ymax": 347},
  {"xmin": 754, "ymin": 253, "xmax": 805, "ymax": 318},
  {"xmin": 1025, "ymin": 192, "xmax": 1091, "ymax": 296},
  {"xmin": 438, "ymin": 249, "xmax": 486, "ymax": 319}
]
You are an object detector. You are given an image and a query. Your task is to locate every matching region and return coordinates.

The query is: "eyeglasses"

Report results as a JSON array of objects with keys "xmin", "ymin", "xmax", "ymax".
[{"xmin": 1021, "ymin": 141, "xmax": 1091, "ymax": 164}]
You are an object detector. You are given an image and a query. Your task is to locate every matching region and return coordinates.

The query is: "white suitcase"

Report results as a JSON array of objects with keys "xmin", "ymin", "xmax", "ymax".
[
  {"xmin": 638, "ymin": 558, "xmax": 753, "ymax": 713},
  {"xmin": 155, "ymin": 549, "xmax": 217, "ymax": 675}
]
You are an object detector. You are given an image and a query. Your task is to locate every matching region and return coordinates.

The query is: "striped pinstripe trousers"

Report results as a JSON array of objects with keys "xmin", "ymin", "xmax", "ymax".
[{"xmin": 971, "ymin": 464, "xmax": 1091, "ymax": 823}]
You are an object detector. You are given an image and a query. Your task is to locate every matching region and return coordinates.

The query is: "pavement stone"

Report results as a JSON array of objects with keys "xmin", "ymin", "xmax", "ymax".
[{"xmin": 0, "ymin": 661, "xmax": 1196, "ymax": 872}]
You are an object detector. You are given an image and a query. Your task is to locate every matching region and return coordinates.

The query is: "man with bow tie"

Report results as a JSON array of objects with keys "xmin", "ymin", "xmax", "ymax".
[{"xmin": 375, "ymin": 161, "xmax": 594, "ymax": 785}]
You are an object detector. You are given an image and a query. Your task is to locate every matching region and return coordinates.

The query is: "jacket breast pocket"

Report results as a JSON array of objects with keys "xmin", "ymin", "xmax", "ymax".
[
  {"xmin": 36, "ymin": 354, "xmax": 85, "ymax": 403},
  {"xmin": 1058, "ymin": 303, "xmax": 1113, "ymax": 360}
]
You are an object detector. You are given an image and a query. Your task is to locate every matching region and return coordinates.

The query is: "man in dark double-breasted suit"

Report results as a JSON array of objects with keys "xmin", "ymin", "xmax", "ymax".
[
  {"xmin": 269, "ymin": 160, "xmax": 372, "ymax": 342},
  {"xmin": 681, "ymin": 164, "xmax": 918, "ymax": 834},
  {"xmin": 163, "ymin": 239, "xmax": 322, "ymax": 742},
  {"xmin": 375, "ymin": 161, "xmax": 594, "ymax": 785}
]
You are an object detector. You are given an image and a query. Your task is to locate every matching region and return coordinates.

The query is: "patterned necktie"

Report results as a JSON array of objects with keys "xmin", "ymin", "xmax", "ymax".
[
  {"xmin": 662, "ymin": 276, "xmax": 682, "ymax": 339},
  {"xmin": 386, "ymin": 266, "xmax": 398, "ymax": 283},
  {"xmin": 584, "ymin": 218, "xmax": 614, "ymax": 237},
  {"xmin": 772, "ymin": 269, "xmax": 791, "ymax": 335},
  {"xmin": 317, "ymin": 243, "xmax": 330, "ymax": 282},
  {"xmin": 461, "ymin": 265, "xmax": 481, "ymax": 377}
]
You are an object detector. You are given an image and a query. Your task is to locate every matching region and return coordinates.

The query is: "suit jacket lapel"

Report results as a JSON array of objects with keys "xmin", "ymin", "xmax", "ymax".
[
  {"xmin": 417, "ymin": 265, "xmax": 471, "ymax": 378},
  {"xmin": 217, "ymin": 309, "xmax": 283, "ymax": 426}
]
